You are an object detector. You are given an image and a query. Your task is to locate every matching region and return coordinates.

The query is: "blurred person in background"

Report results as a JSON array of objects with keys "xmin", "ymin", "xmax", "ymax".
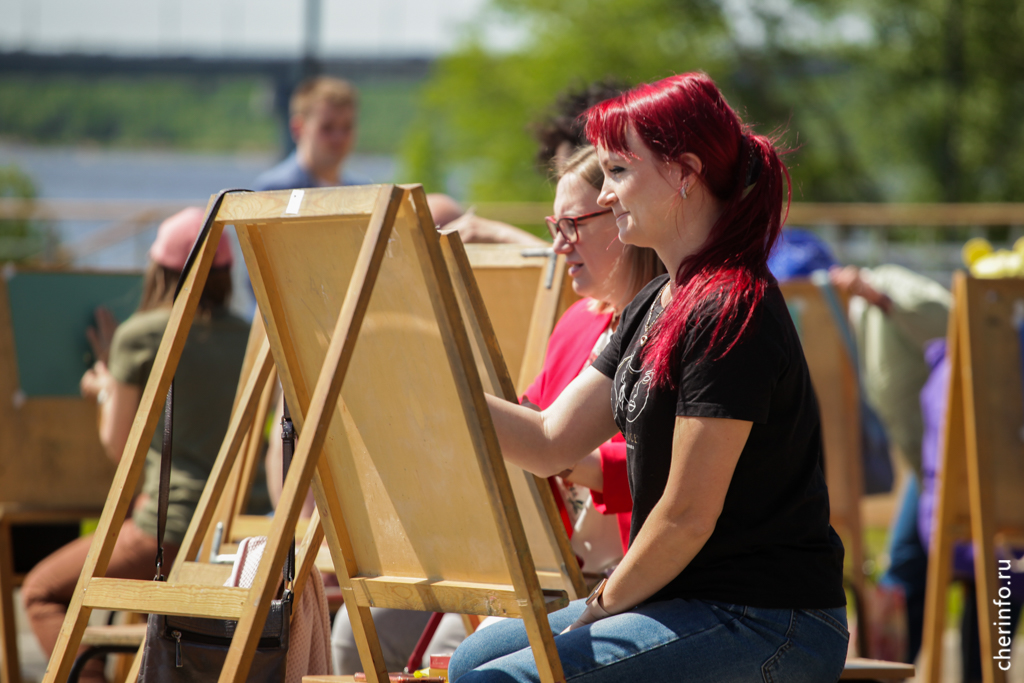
[
  {"xmin": 21, "ymin": 208, "xmax": 256, "ymax": 683},
  {"xmin": 768, "ymin": 229, "xmax": 952, "ymax": 664},
  {"xmin": 434, "ymin": 79, "xmax": 629, "ymax": 248},
  {"xmin": 254, "ymin": 76, "xmax": 363, "ymax": 191}
]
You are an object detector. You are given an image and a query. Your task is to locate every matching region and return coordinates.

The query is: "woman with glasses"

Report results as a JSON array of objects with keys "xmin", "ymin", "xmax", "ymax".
[
  {"xmin": 528, "ymin": 145, "xmax": 663, "ymax": 569},
  {"xmin": 449, "ymin": 72, "xmax": 848, "ymax": 683}
]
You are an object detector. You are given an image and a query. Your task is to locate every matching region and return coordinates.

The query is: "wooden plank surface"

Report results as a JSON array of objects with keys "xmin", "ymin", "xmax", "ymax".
[
  {"xmin": 840, "ymin": 658, "xmax": 915, "ymax": 680},
  {"xmin": 81, "ymin": 580, "xmax": 248, "ymax": 619},
  {"xmin": 779, "ymin": 281, "xmax": 866, "ymax": 603},
  {"xmin": 230, "ymin": 184, "xmax": 403, "ymax": 683},
  {"xmin": 346, "ymin": 576, "xmax": 568, "ymax": 616},
  {"xmin": 444, "ymin": 237, "xmax": 585, "ymax": 600}
]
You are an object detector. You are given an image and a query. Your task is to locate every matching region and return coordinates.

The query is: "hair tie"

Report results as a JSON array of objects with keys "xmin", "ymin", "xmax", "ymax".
[{"xmin": 741, "ymin": 135, "xmax": 763, "ymax": 199}]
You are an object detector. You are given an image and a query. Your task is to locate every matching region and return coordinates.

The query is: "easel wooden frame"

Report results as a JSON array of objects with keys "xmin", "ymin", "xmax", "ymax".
[
  {"xmin": 235, "ymin": 184, "xmax": 574, "ymax": 683},
  {"xmin": 463, "ymin": 244, "xmax": 578, "ymax": 392},
  {"xmin": 213, "ymin": 245, "xmax": 583, "ymax": 593},
  {"xmin": 779, "ymin": 281, "xmax": 866, "ymax": 600},
  {"xmin": 0, "ymin": 268, "xmax": 136, "ymax": 683},
  {"xmin": 920, "ymin": 273, "xmax": 1024, "ymax": 683},
  {"xmin": 41, "ymin": 196, "xmax": 327, "ymax": 683}
]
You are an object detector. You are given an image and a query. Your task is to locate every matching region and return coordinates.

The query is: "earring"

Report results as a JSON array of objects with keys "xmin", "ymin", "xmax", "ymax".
[{"xmin": 680, "ymin": 183, "xmax": 688, "ymax": 200}]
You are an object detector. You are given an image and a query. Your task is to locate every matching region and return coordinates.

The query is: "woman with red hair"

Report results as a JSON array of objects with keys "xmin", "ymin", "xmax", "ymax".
[{"xmin": 449, "ymin": 72, "xmax": 848, "ymax": 682}]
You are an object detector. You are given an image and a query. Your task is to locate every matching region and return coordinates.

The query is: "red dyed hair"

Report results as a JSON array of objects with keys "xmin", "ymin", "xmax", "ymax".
[{"xmin": 584, "ymin": 72, "xmax": 790, "ymax": 389}]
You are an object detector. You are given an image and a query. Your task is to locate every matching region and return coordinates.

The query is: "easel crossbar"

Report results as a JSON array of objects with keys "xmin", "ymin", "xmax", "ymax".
[
  {"xmin": 345, "ymin": 576, "xmax": 568, "ymax": 616},
  {"xmin": 81, "ymin": 579, "xmax": 248, "ymax": 618}
]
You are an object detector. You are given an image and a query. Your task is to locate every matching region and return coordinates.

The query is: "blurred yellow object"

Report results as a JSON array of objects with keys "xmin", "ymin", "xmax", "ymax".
[
  {"xmin": 962, "ymin": 237, "xmax": 992, "ymax": 267},
  {"xmin": 969, "ymin": 244, "xmax": 1024, "ymax": 278}
]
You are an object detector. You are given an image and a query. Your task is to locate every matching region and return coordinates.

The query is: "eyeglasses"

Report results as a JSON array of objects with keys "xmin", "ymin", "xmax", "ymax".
[{"xmin": 544, "ymin": 208, "xmax": 613, "ymax": 244}]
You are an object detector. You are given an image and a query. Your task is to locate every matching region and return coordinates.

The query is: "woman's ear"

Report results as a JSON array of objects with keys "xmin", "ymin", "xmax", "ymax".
[{"xmin": 678, "ymin": 152, "xmax": 703, "ymax": 185}]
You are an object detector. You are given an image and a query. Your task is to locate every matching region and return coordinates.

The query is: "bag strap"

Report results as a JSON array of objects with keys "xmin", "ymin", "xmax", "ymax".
[
  {"xmin": 280, "ymin": 400, "xmax": 296, "ymax": 594},
  {"xmin": 154, "ymin": 188, "xmax": 250, "ymax": 580}
]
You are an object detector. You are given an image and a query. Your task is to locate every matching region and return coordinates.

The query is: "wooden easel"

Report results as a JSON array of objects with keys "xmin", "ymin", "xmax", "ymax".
[
  {"xmin": 464, "ymin": 244, "xmax": 578, "ymax": 392},
  {"xmin": 779, "ymin": 281, "xmax": 867, "ymax": 607},
  {"xmin": 236, "ymin": 184, "xmax": 576, "ymax": 683},
  {"xmin": 213, "ymin": 244, "xmax": 586, "ymax": 606},
  {"xmin": 40, "ymin": 194, "xmax": 327, "ymax": 683},
  {"xmin": 0, "ymin": 268, "xmax": 140, "ymax": 683},
  {"xmin": 920, "ymin": 273, "xmax": 1024, "ymax": 683}
]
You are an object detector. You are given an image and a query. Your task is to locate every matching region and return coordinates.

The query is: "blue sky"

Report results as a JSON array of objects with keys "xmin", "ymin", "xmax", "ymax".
[{"xmin": 0, "ymin": 0, "xmax": 517, "ymax": 57}]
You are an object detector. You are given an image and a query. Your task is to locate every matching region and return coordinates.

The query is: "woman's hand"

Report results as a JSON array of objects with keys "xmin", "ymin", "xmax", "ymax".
[
  {"xmin": 829, "ymin": 265, "xmax": 892, "ymax": 314},
  {"xmin": 80, "ymin": 361, "xmax": 110, "ymax": 400},
  {"xmin": 558, "ymin": 450, "xmax": 603, "ymax": 492},
  {"xmin": 86, "ymin": 306, "xmax": 118, "ymax": 366},
  {"xmin": 562, "ymin": 579, "xmax": 613, "ymax": 633}
]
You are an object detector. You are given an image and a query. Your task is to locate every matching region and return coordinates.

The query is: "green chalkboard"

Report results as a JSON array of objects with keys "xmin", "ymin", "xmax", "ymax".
[{"xmin": 6, "ymin": 270, "xmax": 143, "ymax": 396}]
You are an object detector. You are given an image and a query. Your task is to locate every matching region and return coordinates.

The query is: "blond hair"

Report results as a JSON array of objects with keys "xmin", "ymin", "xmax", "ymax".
[
  {"xmin": 289, "ymin": 76, "xmax": 358, "ymax": 119},
  {"xmin": 557, "ymin": 146, "xmax": 666, "ymax": 313}
]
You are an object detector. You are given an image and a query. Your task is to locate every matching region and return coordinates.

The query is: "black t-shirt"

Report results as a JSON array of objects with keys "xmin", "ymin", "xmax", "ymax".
[{"xmin": 592, "ymin": 274, "xmax": 846, "ymax": 609}]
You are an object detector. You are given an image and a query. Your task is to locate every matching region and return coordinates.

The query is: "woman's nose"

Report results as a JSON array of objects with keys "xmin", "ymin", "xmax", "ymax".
[
  {"xmin": 597, "ymin": 185, "xmax": 616, "ymax": 208},
  {"xmin": 551, "ymin": 230, "xmax": 573, "ymax": 254}
]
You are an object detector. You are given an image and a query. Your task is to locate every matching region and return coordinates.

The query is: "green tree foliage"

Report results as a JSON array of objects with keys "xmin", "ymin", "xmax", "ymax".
[
  {"xmin": 401, "ymin": 0, "xmax": 1024, "ymax": 204},
  {"xmin": 0, "ymin": 166, "xmax": 51, "ymax": 262},
  {"xmin": 0, "ymin": 76, "xmax": 421, "ymax": 156},
  {"xmin": 0, "ymin": 77, "xmax": 279, "ymax": 151}
]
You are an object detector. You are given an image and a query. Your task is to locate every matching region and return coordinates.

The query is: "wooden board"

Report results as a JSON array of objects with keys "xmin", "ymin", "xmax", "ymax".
[
  {"xmin": 920, "ymin": 274, "xmax": 1024, "ymax": 683},
  {"xmin": 464, "ymin": 245, "xmax": 578, "ymax": 392},
  {"xmin": 779, "ymin": 281, "xmax": 866, "ymax": 602},
  {"xmin": 236, "ymin": 185, "xmax": 568, "ymax": 683},
  {"xmin": 840, "ymin": 657, "xmax": 915, "ymax": 680},
  {"xmin": 444, "ymin": 238, "xmax": 586, "ymax": 600},
  {"xmin": 0, "ymin": 269, "xmax": 135, "ymax": 507},
  {"xmin": 3, "ymin": 269, "xmax": 142, "ymax": 396}
]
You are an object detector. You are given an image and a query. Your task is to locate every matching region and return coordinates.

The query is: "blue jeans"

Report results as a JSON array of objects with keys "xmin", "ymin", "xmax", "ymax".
[{"xmin": 449, "ymin": 598, "xmax": 849, "ymax": 682}]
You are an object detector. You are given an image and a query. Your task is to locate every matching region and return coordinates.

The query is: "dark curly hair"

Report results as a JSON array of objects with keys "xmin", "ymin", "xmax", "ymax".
[{"xmin": 531, "ymin": 78, "xmax": 629, "ymax": 172}]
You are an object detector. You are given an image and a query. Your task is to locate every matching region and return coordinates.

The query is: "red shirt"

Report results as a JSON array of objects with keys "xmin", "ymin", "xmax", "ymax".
[{"xmin": 522, "ymin": 298, "xmax": 632, "ymax": 554}]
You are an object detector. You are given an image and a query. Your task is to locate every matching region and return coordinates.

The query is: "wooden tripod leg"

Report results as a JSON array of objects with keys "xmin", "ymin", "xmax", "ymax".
[
  {"xmin": 0, "ymin": 510, "xmax": 20, "ymax": 683},
  {"xmin": 312, "ymin": 461, "xmax": 388, "ymax": 683},
  {"xmin": 42, "ymin": 217, "xmax": 223, "ymax": 683},
  {"xmin": 958, "ymin": 280, "xmax": 1007, "ymax": 683},
  {"xmin": 123, "ymin": 640, "xmax": 145, "ymax": 683},
  {"xmin": 408, "ymin": 190, "xmax": 566, "ymax": 683},
  {"xmin": 216, "ymin": 187, "xmax": 403, "ymax": 683},
  {"xmin": 920, "ymin": 277, "xmax": 970, "ymax": 683}
]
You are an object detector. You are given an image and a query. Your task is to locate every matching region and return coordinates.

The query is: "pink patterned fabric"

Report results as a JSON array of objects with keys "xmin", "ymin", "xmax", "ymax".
[{"xmin": 227, "ymin": 537, "xmax": 332, "ymax": 682}]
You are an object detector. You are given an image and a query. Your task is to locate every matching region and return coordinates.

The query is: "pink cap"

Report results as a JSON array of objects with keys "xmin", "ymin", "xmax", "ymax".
[{"xmin": 149, "ymin": 207, "xmax": 233, "ymax": 270}]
